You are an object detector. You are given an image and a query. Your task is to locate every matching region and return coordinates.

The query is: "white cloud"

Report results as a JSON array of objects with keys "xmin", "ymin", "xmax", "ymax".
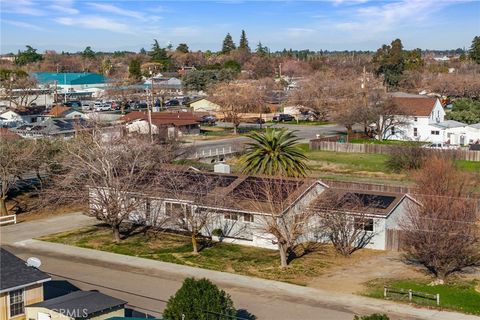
[
  {"xmin": 49, "ymin": 5, "xmax": 79, "ymax": 15},
  {"xmin": 2, "ymin": 19, "xmax": 45, "ymax": 31},
  {"xmin": 55, "ymin": 16, "xmax": 133, "ymax": 34},
  {"xmin": 334, "ymin": 0, "xmax": 466, "ymax": 34},
  {"xmin": 87, "ymin": 3, "xmax": 145, "ymax": 19},
  {"xmin": 1, "ymin": 0, "xmax": 45, "ymax": 16}
]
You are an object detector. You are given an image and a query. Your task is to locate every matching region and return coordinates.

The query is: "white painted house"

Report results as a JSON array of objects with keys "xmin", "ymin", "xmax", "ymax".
[
  {"xmin": 90, "ymin": 168, "xmax": 418, "ymax": 251},
  {"xmin": 190, "ymin": 98, "xmax": 221, "ymax": 113},
  {"xmin": 387, "ymin": 96, "xmax": 445, "ymax": 142}
]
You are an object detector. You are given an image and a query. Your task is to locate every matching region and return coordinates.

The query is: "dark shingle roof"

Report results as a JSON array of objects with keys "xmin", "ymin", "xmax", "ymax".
[
  {"xmin": 0, "ymin": 248, "xmax": 51, "ymax": 292},
  {"xmin": 30, "ymin": 291, "xmax": 126, "ymax": 317}
]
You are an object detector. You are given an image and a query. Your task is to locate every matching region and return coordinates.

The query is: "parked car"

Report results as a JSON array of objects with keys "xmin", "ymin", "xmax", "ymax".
[
  {"xmin": 94, "ymin": 102, "xmax": 111, "ymax": 111},
  {"xmin": 64, "ymin": 100, "xmax": 82, "ymax": 108},
  {"xmin": 273, "ymin": 114, "xmax": 295, "ymax": 122},
  {"xmin": 165, "ymin": 99, "xmax": 180, "ymax": 107},
  {"xmin": 298, "ymin": 111, "xmax": 318, "ymax": 121},
  {"xmin": 422, "ymin": 143, "xmax": 459, "ymax": 150},
  {"xmin": 200, "ymin": 115, "xmax": 217, "ymax": 125}
]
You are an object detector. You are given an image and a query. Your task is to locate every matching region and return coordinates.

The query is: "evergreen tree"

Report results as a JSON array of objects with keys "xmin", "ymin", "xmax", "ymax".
[
  {"xmin": 15, "ymin": 45, "xmax": 43, "ymax": 66},
  {"xmin": 176, "ymin": 43, "xmax": 189, "ymax": 53},
  {"xmin": 149, "ymin": 39, "xmax": 171, "ymax": 70},
  {"xmin": 128, "ymin": 59, "xmax": 142, "ymax": 81},
  {"xmin": 163, "ymin": 278, "xmax": 236, "ymax": 320},
  {"xmin": 82, "ymin": 46, "xmax": 96, "ymax": 60},
  {"xmin": 256, "ymin": 42, "xmax": 268, "ymax": 57},
  {"xmin": 221, "ymin": 33, "xmax": 236, "ymax": 54},
  {"xmin": 404, "ymin": 48, "xmax": 424, "ymax": 71},
  {"xmin": 239, "ymin": 29, "xmax": 250, "ymax": 52},
  {"xmin": 373, "ymin": 38, "xmax": 405, "ymax": 88},
  {"xmin": 139, "ymin": 48, "xmax": 147, "ymax": 55},
  {"xmin": 469, "ymin": 36, "xmax": 480, "ymax": 64}
]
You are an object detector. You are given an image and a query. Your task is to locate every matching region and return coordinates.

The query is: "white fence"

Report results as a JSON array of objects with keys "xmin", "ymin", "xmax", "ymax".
[{"xmin": 0, "ymin": 214, "xmax": 17, "ymax": 226}]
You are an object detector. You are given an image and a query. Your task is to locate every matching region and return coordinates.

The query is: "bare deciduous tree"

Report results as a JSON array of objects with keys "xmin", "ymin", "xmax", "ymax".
[
  {"xmin": 0, "ymin": 70, "xmax": 40, "ymax": 109},
  {"xmin": 241, "ymin": 177, "xmax": 318, "ymax": 268},
  {"xmin": 154, "ymin": 170, "xmax": 232, "ymax": 254},
  {"xmin": 313, "ymin": 190, "xmax": 377, "ymax": 256},
  {"xmin": 0, "ymin": 132, "xmax": 37, "ymax": 216},
  {"xmin": 210, "ymin": 82, "xmax": 266, "ymax": 134},
  {"xmin": 45, "ymin": 129, "xmax": 180, "ymax": 242},
  {"xmin": 401, "ymin": 156, "xmax": 480, "ymax": 281}
]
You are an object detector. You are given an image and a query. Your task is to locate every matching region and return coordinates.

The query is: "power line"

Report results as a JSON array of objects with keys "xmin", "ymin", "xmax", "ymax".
[{"xmin": 47, "ymin": 272, "xmax": 252, "ymax": 320}]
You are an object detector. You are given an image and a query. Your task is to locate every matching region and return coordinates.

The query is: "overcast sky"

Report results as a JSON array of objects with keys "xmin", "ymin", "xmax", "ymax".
[{"xmin": 1, "ymin": 0, "xmax": 479, "ymax": 54}]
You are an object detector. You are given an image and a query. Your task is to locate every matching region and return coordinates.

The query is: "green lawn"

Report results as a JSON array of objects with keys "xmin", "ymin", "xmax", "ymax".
[
  {"xmin": 456, "ymin": 160, "xmax": 480, "ymax": 172},
  {"xmin": 40, "ymin": 225, "xmax": 362, "ymax": 286},
  {"xmin": 365, "ymin": 279, "xmax": 480, "ymax": 315},
  {"xmin": 299, "ymin": 144, "xmax": 392, "ymax": 174}
]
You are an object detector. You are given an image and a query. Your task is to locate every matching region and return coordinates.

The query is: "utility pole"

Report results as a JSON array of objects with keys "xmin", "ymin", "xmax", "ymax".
[
  {"xmin": 147, "ymin": 84, "xmax": 153, "ymax": 143},
  {"xmin": 361, "ymin": 65, "xmax": 368, "ymax": 109}
]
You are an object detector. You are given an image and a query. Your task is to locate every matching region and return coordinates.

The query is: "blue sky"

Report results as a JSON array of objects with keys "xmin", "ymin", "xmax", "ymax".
[{"xmin": 1, "ymin": 0, "xmax": 479, "ymax": 54}]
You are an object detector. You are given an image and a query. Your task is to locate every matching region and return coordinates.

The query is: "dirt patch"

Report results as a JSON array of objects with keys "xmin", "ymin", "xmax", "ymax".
[{"xmin": 308, "ymin": 251, "xmax": 428, "ymax": 294}]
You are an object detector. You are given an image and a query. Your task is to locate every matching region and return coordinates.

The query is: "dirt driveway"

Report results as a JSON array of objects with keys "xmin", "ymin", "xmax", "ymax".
[{"xmin": 309, "ymin": 251, "xmax": 428, "ymax": 294}]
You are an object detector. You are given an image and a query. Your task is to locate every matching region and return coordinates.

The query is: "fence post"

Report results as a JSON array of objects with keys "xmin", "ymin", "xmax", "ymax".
[
  {"xmin": 14, "ymin": 214, "xmax": 16, "ymax": 224},
  {"xmin": 408, "ymin": 289, "xmax": 412, "ymax": 301},
  {"xmin": 383, "ymin": 286, "xmax": 387, "ymax": 298},
  {"xmin": 436, "ymin": 294, "xmax": 440, "ymax": 306}
]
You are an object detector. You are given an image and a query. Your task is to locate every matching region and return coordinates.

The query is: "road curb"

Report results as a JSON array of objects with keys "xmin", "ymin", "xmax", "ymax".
[{"xmin": 14, "ymin": 239, "xmax": 479, "ymax": 320}]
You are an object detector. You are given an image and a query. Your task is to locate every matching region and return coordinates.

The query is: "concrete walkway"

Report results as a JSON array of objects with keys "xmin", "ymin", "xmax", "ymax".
[
  {"xmin": 0, "ymin": 212, "xmax": 97, "ymax": 244},
  {"xmin": 14, "ymin": 238, "xmax": 480, "ymax": 320}
]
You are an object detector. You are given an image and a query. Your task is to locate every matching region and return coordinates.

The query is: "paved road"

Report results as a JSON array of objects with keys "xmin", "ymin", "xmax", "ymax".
[
  {"xmin": 4, "ymin": 245, "xmax": 356, "ymax": 320},
  {"xmin": 2, "ymin": 214, "xmax": 473, "ymax": 320},
  {"xmin": 191, "ymin": 123, "xmax": 345, "ymax": 156}
]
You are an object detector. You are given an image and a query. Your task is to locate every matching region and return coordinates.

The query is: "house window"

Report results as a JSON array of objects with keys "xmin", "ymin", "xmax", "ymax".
[
  {"xmin": 431, "ymin": 130, "xmax": 440, "ymax": 135},
  {"xmin": 354, "ymin": 218, "xmax": 374, "ymax": 232},
  {"xmin": 414, "ymin": 117, "xmax": 418, "ymax": 122},
  {"xmin": 9, "ymin": 289, "xmax": 24, "ymax": 318},
  {"xmin": 244, "ymin": 213, "xmax": 254, "ymax": 223},
  {"xmin": 224, "ymin": 213, "xmax": 238, "ymax": 221},
  {"xmin": 165, "ymin": 202, "xmax": 187, "ymax": 216},
  {"xmin": 413, "ymin": 128, "xmax": 418, "ymax": 137},
  {"xmin": 391, "ymin": 127, "xmax": 395, "ymax": 135}
]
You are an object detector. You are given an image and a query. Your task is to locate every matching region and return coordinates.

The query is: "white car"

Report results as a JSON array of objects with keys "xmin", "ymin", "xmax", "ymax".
[
  {"xmin": 94, "ymin": 102, "xmax": 110, "ymax": 111},
  {"xmin": 422, "ymin": 143, "xmax": 460, "ymax": 150}
]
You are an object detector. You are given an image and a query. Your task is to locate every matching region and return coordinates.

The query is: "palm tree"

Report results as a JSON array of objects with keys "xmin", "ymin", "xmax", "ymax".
[{"xmin": 241, "ymin": 128, "xmax": 309, "ymax": 177}]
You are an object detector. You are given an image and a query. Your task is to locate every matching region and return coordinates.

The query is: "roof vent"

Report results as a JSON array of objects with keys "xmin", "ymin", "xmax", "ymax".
[{"xmin": 26, "ymin": 257, "xmax": 42, "ymax": 268}]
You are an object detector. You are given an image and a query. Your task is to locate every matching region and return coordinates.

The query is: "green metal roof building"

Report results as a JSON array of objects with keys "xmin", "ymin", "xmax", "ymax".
[{"xmin": 32, "ymin": 72, "xmax": 107, "ymax": 86}]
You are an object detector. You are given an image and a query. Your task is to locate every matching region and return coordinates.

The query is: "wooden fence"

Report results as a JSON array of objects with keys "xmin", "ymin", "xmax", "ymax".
[
  {"xmin": 323, "ymin": 179, "xmax": 411, "ymax": 194},
  {"xmin": 385, "ymin": 229, "xmax": 407, "ymax": 251},
  {"xmin": 384, "ymin": 286, "xmax": 440, "ymax": 306},
  {"xmin": 309, "ymin": 140, "xmax": 480, "ymax": 161}
]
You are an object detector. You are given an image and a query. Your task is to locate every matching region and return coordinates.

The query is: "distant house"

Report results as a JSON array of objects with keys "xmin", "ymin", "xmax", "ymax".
[
  {"xmin": 12, "ymin": 118, "xmax": 89, "ymax": 139},
  {"xmin": 26, "ymin": 291, "xmax": 126, "ymax": 320},
  {"xmin": 46, "ymin": 106, "xmax": 86, "ymax": 119},
  {"xmin": 122, "ymin": 111, "xmax": 200, "ymax": 138},
  {"xmin": 0, "ymin": 108, "xmax": 48, "ymax": 128},
  {"xmin": 384, "ymin": 96, "xmax": 446, "ymax": 142},
  {"xmin": 189, "ymin": 98, "xmax": 221, "ymax": 113},
  {"xmin": 32, "ymin": 73, "xmax": 107, "ymax": 92},
  {"xmin": 0, "ymin": 248, "xmax": 51, "ymax": 320}
]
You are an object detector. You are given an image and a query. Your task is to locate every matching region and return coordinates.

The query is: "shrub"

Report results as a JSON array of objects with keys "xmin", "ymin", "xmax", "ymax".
[
  {"xmin": 212, "ymin": 228, "xmax": 223, "ymax": 237},
  {"xmin": 163, "ymin": 278, "xmax": 236, "ymax": 320},
  {"xmin": 353, "ymin": 314, "xmax": 390, "ymax": 320},
  {"xmin": 385, "ymin": 145, "xmax": 427, "ymax": 172}
]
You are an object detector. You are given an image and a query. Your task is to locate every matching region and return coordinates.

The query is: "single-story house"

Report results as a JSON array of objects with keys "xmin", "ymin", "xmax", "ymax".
[
  {"xmin": 122, "ymin": 111, "xmax": 200, "ymax": 138},
  {"xmin": 92, "ymin": 167, "xmax": 418, "ymax": 251},
  {"xmin": 26, "ymin": 291, "xmax": 126, "ymax": 320},
  {"xmin": 0, "ymin": 108, "xmax": 48, "ymax": 128},
  {"xmin": 12, "ymin": 118, "xmax": 89, "ymax": 140},
  {"xmin": 46, "ymin": 106, "xmax": 86, "ymax": 119},
  {"xmin": 0, "ymin": 248, "xmax": 51, "ymax": 320},
  {"xmin": 189, "ymin": 98, "xmax": 221, "ymax": 113}
]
